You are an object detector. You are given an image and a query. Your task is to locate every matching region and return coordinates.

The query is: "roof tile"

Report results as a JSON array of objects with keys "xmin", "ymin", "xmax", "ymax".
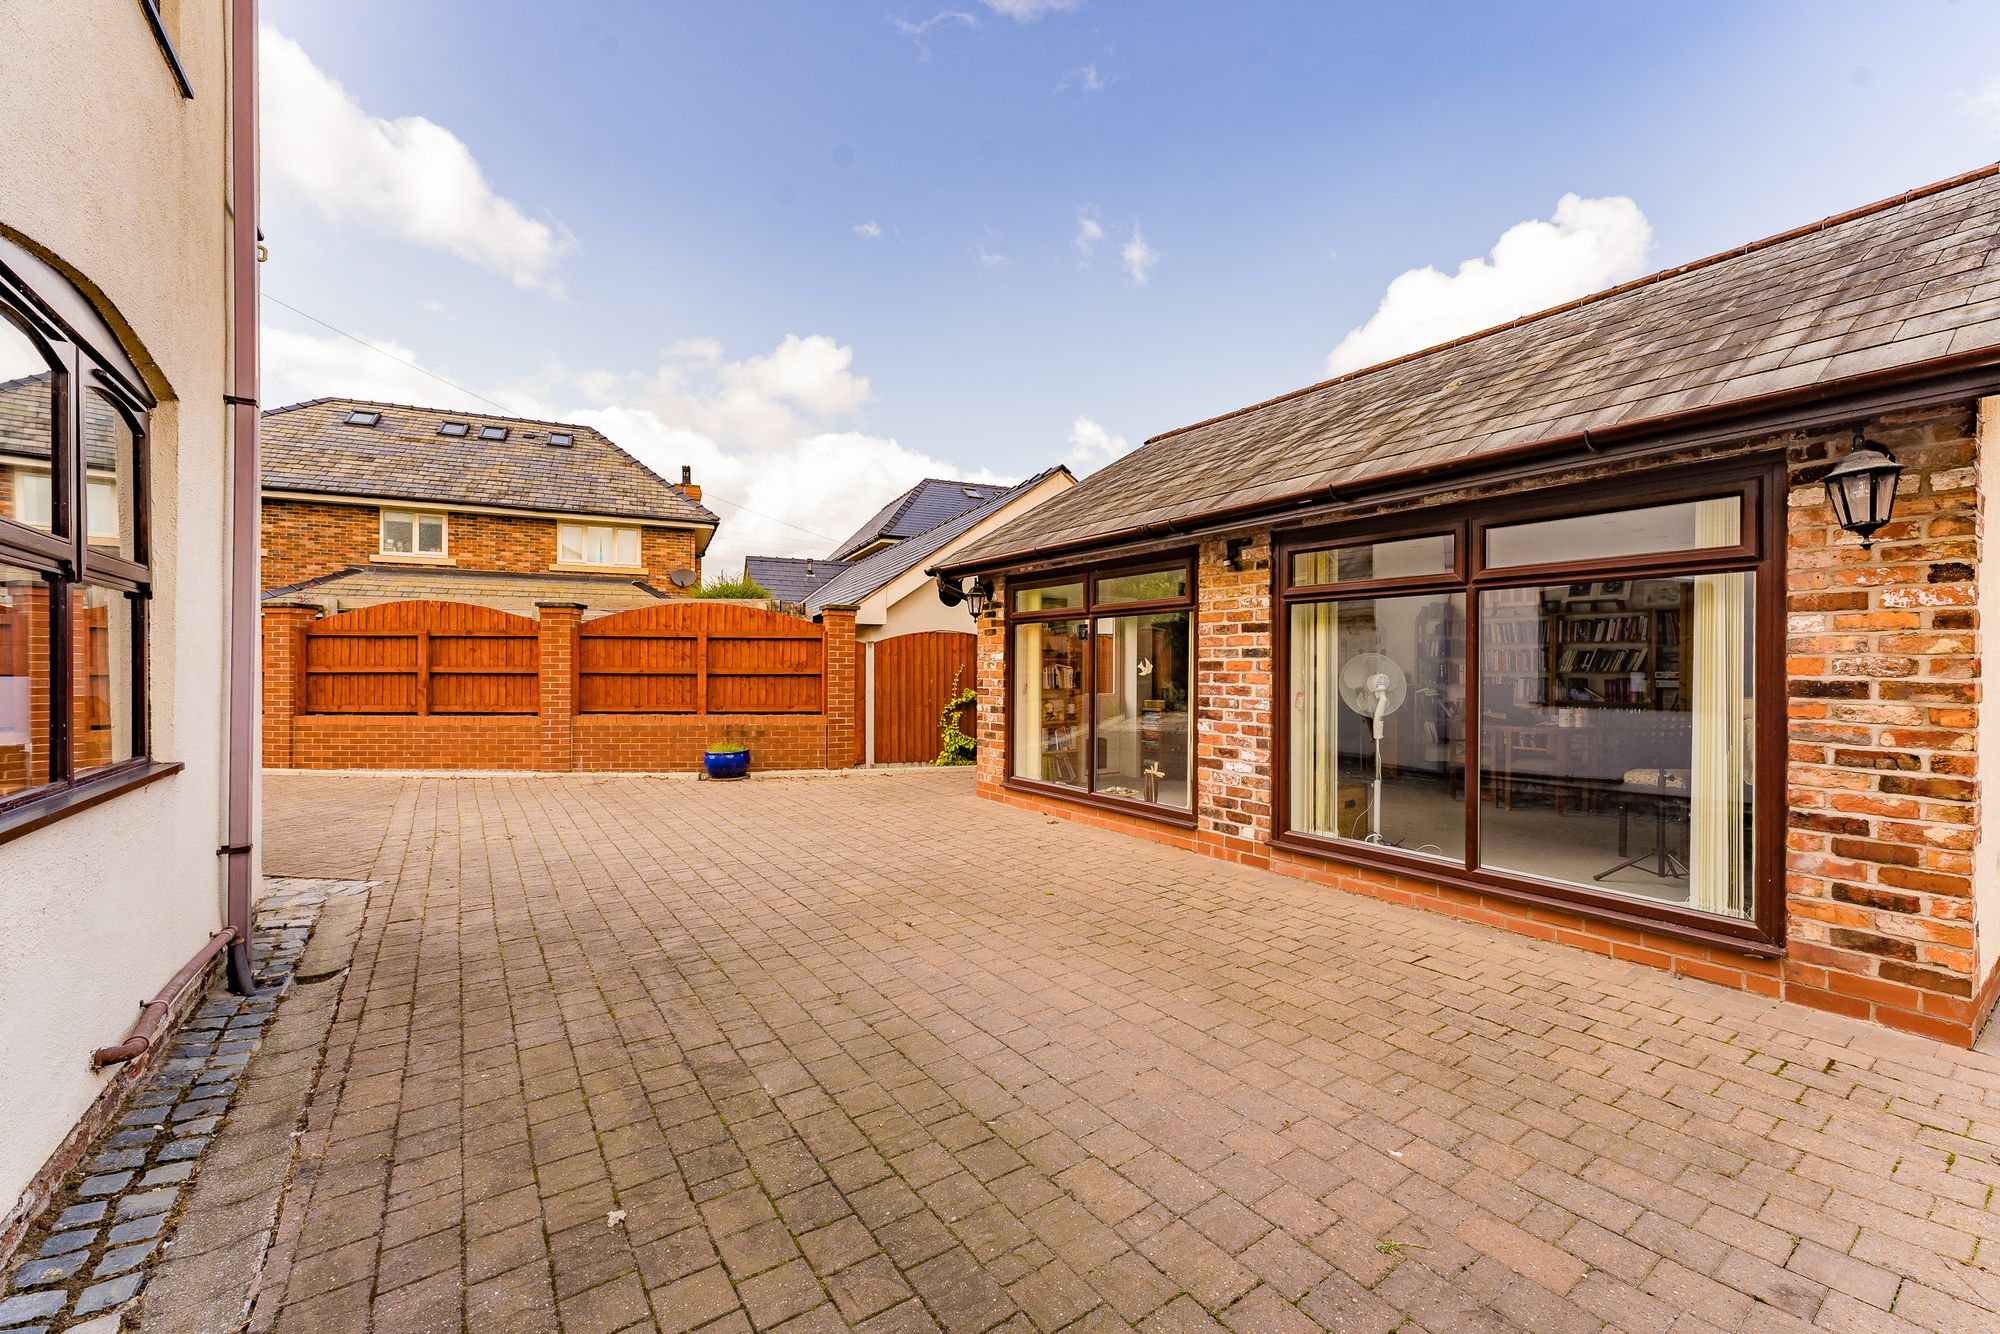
[
  {"xmin": 948, "ymin": 167, "xmax": 2000, "ymax": 570},
  {"xmin": 260, "ymin": 397, "xmax": 717, "ymax": 528}
]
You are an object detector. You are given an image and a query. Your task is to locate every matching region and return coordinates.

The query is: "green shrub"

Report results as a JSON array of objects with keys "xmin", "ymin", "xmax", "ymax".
[
  {"xmin": 934, "ymin": 667, "xmax": 977, "ymax": 766},
  {"xmin": 686, "ymin": 570, "xmax": 772, "ymax": 599}
]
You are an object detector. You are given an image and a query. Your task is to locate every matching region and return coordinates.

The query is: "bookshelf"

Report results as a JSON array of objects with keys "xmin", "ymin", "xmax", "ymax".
[
  {"xmin": 1414, "ymin": 599, "xmax": 1465, "ymax": 763},
  {"xmin": 1035, "ymin": 625, "xmax": 1085, "ymax": 784},
  {"xmin": 1480, "ymin": 584, "xmax": 1687, "ymax": 709}
]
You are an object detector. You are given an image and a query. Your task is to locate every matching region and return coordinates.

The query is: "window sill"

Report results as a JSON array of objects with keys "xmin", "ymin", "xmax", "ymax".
[
  {"xmin": 0, "ymin": 761, "xmax": 184, "ymax": 849},
  {"xmin": 1267, "ymin": 829, "xmax": 1782, "ymax": 956},
  {"xmin": 371, "ymin": 553, "xmax": 456, "ymax": 566},
  {"xmin": 550, "ymin": 562, "xmax": 647, "ymax": 575},
  {"xmin": 1003, "ymin": 776, "xmax": 1198, "ymax": 829}
]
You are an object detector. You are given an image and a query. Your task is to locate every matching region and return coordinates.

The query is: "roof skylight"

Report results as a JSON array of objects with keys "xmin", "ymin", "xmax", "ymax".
[
  {"xmin": 346, "ymin": 410, "xmax": 381, "ymax": 426},
  {"xmin": 479, "ymin": 425, "xmax": 508, "ymax": 441},
  {"xmin": 548, "ymin": 432, "xmax": 573, "ymax": 448},
  {"xmin": 439, "ymin": 422, "xmax": 469, "ymax": 437}
]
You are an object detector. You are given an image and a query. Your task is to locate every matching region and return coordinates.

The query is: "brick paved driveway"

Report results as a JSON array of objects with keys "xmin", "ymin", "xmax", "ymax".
[{"xmin": 260, "ymin": 771, "xmax": 2000, "ymax": 1333}]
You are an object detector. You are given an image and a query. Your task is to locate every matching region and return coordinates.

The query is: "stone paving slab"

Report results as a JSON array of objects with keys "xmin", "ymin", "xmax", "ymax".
[
  {"xmin": 250, "ymin": 771, "xmax": 2000, "ymax": 1332},
  {"xmin": 0, "ymin": 880, "xmax": 369, "ymax": 1334}
]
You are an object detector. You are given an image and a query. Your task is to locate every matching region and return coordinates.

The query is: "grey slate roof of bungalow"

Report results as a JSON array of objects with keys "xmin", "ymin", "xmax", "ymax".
[
  {"xmin": 806, "ymin": 466, "xmax": 1068, "ymax": 615},
  {"xmin": 743, "ymin": 555, "xmax": 854, "ymax": 603},
  {"xmin": 828, "ymin": 476, "xmax": 1008, "ymax": 559},
  {"xmin": 944, "ymin": 163, "xmax": 2000, "ymax": 574},
  {"xmin": 261, "ymin": 396, "xmax": 718, "ymax": 536}
]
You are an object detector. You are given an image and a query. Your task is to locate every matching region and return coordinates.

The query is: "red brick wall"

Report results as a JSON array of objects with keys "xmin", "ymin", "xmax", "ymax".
[
  {"xmin": 975, "ymin": 403, "xmax": 1999, "ymax": 1046},
  {"xmin": 262, "ymin": 498, "xmax": 703, "ymax": 591},
  {"xmin": 574, "ymin": 716, "xmax": 837, "ymax": 771},
  {"xmin": 1783, "ymin": 407, "xmax": 1987, "ymax": 1041},
  {"xmin": 291, "ymin": 715, "xmax": 542, "ymax": 770}
]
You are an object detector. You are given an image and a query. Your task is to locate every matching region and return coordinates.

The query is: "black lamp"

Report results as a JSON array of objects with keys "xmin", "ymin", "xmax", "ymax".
[
  {"xmin": 1823, "ymin": 428, "xmax": 1905, "ymax": 550},
  {"xmin": 964, "ymin": 576, "xmax": 996, "ymax": 619}
]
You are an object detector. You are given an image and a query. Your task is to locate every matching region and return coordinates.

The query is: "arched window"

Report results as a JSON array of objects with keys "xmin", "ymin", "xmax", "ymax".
[{"xmin": 0, "ymin": 236, "xmax": 153, "ymax": 809}]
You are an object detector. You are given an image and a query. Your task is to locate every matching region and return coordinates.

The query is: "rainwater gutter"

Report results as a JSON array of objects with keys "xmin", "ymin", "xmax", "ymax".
[{"xmin": 222, "ymin": 0, "xmax": 265, "ymax": 994}]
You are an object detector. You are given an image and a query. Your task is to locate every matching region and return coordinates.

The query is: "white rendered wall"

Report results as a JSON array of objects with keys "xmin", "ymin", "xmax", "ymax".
[
  {"xmin": 0, "ymin": 2, "xmax": 237, "ymax": 1206},
  {"xmin": 1975, "ymin": 397, "xmax": 2000, "ymax": 991}
]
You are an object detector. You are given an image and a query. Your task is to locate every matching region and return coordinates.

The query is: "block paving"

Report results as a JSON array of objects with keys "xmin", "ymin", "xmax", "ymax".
[
  {"xmin": 0, "ymin": 880, "xmax": 366, "ymax": 1333},
  {"xmin": 254, "ymin": 770, "xmax": 2000, "ymax": 1332}
]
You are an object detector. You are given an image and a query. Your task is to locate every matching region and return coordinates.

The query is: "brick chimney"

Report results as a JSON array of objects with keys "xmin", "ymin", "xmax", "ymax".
[{"xmin": 679, "ymin": 464, "xmax": 702, "ymax": 503}]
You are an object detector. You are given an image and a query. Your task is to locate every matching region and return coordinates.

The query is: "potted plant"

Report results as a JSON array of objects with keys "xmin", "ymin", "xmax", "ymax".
[{"xmin": 703, "ymin": 727, "xmax": 751, "ymax": 780}]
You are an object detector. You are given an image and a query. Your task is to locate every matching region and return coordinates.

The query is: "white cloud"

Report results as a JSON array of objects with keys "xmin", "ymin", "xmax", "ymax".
[
  {"xmin": 892, "ymin": 10, "xmax": 978, "ymax": 57},
  {"xmin": 263, "ymin": 326, "xmax": 483, "ymax": 412},
  {"xmin": 854, "ymin": 220, "xmax": 884, "ymax": 239},
  {"xmin": 982, "ymin": 0, "xmax": 1080, "ymax": 18},
  {"xmin": 588, "ymin": 413, "xmax": 1011, "ymax": 573},
  {"xmin": 1058, "ymin": 63, "xmax": 1105, "ymax": 93},
  {"xmin": 260, "ymin": 24, "xmax": 569, "ymax": 290},
  {"xmin": 1121, "ymin": 227, "xmax": 1159, "ymax": 284},
  {"xmin": 1074, "ymin": 211, "xmax": 1104, "ymax": 260},
  {"xmin": 1326, "ymin": 193, "xmax": 1652, "ymax": 376},
  {"xmin": 1062, "ymin": 416, "xmax": 1131, "ymax": 475},
  {"xmin": 629, "ymin": 333, "xmax": 873, "ymax": 452},
  {"xmin": 1966, "ymin": 75, "xmax": 2000, "ymax": 131},
  {"xmin": 974, "ymin": 243, "xmax": 1007, "ymax": 269}
]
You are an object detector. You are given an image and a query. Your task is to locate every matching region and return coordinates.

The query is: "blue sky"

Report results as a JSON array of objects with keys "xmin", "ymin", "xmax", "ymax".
[{"xmin": 260, "ymin": 0, "xmax": 2000, "ymax": 568}]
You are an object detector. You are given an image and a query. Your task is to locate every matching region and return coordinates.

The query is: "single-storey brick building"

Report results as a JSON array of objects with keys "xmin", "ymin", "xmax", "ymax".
[{"xmin": 940, "ymin": 166, "xmax": 2000, "ymax": 1046}]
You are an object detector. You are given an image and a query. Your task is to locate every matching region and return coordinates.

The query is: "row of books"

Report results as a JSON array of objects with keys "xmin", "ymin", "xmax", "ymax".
[{"xmin": 1556, "ymin": 646, "xmax": 1650, "ymax": 673}]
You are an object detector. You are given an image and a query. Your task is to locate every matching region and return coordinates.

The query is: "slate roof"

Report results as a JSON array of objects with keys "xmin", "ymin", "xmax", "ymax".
[
  {"xmin": 947, "ymin": 165, "xmax": 2000, "ymax": 571},
  {"xmin": 263, "ymin": 565, "xmax": 674, "ymax": 620},
  {"xmin": 743, "ymin": 555, "xmax": 853, "ymax": 604},
  {"xmin": 828, "ymin": 477, "xmax": 1007, "ymax": 560},
  {"xmin": 261, "ymin": 397, "xmax": 719, "ymax": 530},
  {"xmin": 808, "ymin": 468, "xmax": 1067, "ymax": 615},
  {"xmin": 0, "ymin": 372, "xmax": 120, "ymax": 468}
]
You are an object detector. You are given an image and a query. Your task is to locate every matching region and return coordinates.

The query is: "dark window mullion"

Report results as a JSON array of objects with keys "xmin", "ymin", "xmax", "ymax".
[{"xmin": 48, "ymin": 564, "xmax": 72, "ymax": 785}]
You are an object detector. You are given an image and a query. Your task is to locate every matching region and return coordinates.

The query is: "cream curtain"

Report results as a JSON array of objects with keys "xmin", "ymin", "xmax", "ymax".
[
  {"xmin": 1290, "ymin": 604, "xmax": 1341, "ymax": 834},
  {"xmin": 1012, "ymin": 623, "xmax": 1043, "ymax": 780},
  {"xmin": 1689, "ymin": 499, "xmax": 1750, "ymax": 917}
]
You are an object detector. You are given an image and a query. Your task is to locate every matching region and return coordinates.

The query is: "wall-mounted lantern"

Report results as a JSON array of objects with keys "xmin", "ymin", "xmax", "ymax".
[{"xmin": 1823, "ymin": 428, "xmax": 1905, "ymax": 550}]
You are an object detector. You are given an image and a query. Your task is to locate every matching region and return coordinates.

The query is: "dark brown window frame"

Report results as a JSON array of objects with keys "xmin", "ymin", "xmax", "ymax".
[
  {"xmin": 0, "ymin": 257, "xmax": 157, "ymax": 832},
  {"xmin": 1271, "ymin": 460, "xmax": 1786, "ymax": 953},
  {"xmin": 1005, "ymin": 554, "xmax": 1198, "ymax": 827}
]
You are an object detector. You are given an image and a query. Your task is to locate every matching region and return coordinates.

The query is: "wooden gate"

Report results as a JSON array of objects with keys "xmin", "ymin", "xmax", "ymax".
[
  {"xmin": 579, "ymin": 601, "xmax": 825, "ymax": 714},
  {"xmin": 300, "ymin": 601, "xmax": 539, "ymax": 714},
  {"xmin": 871, "ymin": 630, "xmax": 975, "ymax": 763}
]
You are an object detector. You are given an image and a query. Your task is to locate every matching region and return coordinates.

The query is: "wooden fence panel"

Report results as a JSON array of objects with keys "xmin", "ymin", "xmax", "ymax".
[
  {"xmin": 301, "ymin": 601, "xmax": 538, "ymax": 715},
  {"xmin": 580, "ymin": 601, "xmax": 824, "ymax": 714},
  {"xmin": 872, "ymin": 630, "xmax": 976, "ymax": 764}
]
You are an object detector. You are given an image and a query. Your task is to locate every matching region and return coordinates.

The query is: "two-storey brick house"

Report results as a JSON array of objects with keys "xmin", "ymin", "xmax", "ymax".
[{"xmin": 260, "ymin": 398, "xmax": 717, "ymax": 617}]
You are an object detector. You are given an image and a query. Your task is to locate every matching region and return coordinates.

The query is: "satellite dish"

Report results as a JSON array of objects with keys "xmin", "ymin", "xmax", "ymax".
[
  {"xmin": 1334, "ymin": 652, "xmax": 1408, "ymax": 844},
  {"xmin": 935, "ymin": 579, "xmax": 965, "ymax": 607},
  {"xmin": 669, "ymin": 568, "xmax": 698, "ymax": 589}
]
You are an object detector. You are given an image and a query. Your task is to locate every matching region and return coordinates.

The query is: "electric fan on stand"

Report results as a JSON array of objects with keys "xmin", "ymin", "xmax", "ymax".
[{"xmin": 1337, "ymin": 653, "xmax": 1408, "ymax": 845}]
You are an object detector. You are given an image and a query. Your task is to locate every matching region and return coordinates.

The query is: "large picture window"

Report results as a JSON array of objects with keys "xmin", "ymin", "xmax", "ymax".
[
  {"xmin": 1278, "ymin": 471, "xmax": 1776, "ymax": 945},
  {"xmin": 0, "ymin": 246, "xmax": 152, "ymax": 816},
  {"xmin": 1009, "ymin": 561, "xmax": 1193, "ymax": 815}
]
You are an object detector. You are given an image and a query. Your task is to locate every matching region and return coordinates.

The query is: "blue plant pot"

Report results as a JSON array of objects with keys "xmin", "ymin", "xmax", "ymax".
[{"xmin": 703, "ymin": 749, "xmax": 750, "ymax": 780}]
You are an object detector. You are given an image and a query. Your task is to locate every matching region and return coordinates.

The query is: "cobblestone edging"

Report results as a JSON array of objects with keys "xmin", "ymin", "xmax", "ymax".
[{"xmin": 0, "ymin": 880, "xmax": 370, "ymax": 1334}]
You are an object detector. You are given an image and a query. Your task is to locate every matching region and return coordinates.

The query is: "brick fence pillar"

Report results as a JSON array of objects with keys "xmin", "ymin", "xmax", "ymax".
[
  {"xmin": 260, "ymin": 603, "xmax": 319, "ymax": 769},
  {"xmin": 536, "ymin": 602, "xmax": 584, "ymax": 772},
  {"xmin": 820, "ymin": 606, "xmax": 860, "ymax": 769}
]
